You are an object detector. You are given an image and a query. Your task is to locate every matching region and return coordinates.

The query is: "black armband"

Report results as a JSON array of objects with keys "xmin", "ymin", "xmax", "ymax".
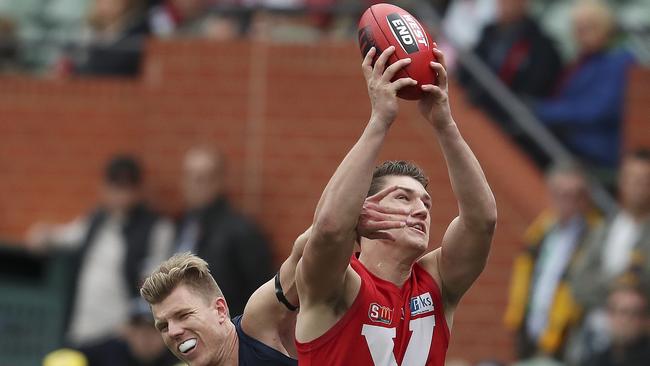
[{"xmin": 274, "ymin": 271, "xmax": 299, "ymax": 311}]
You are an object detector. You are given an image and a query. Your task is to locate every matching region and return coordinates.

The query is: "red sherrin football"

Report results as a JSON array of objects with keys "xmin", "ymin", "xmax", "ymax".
[{"xmin": 358, "ymin": 3, "xmax": 436, "ymax": 100}]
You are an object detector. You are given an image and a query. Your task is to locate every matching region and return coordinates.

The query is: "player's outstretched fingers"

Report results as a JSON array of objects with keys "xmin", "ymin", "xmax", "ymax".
[
  {"xmin": 421, "ymin": 84, "xmax": 444, "ymax": 100},
  {"xmin": 373, "ymin": 46, "xmax": 395, "ymax": 77},
  {"xmin": 392, "ymin": 77, "xmax": 418, "ymax": 92},
  {"xmin": 432, "ymin": 47, "xmax": 447, "ymax": 70},
  {"xmin": 362, "ymin": 47, "xmax": 376, "ymax": 80},
  {"xmin": 360, "ymin": 184, "xmax": 411, "ymax": 242},
  {"xmin": 358, "ymin": 215, "xmax": 402, "ymax": 239},
  {"xmin": 367, "ymin": 201, "xmax": 410, "ymax": 215},
  {"xmin": 363, "ymin": 202, "xmax": 408, "ymax": 223},
  {"xmin": 367, "ymin": 184, "xmax": 401, "ymax": 203},
  {"xmin": 382, "ymin": 57, "xmax": 411, "ymax": 82},
  {"xmin": 358, "ymin": 211, "xmax": 404, "ymax": 242},
  {"xmin": 363, "ymin": 218, "xmax": 406, "ymax": 231},
  {"xmin": 429, "ymin": 61, "xmax": 447, "ymax": 89}
]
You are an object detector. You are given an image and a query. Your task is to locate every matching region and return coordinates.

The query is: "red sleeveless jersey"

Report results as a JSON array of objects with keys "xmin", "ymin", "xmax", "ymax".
[{"xmin": 296, "ymin": 256, "xmax": 450, "ymax": 366}]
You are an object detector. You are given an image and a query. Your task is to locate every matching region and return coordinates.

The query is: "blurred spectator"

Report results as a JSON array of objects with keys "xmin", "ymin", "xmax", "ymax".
[
  {"xmin": 442, "ymin": 0, "xmax": 497, "ymax": 51},
  {"xmin": 149, "ymin": 0, "xmax": 243, "ymax": 39},
  {"xmin": 58, "ymin": 0, "xmax": 151, "ymax": 77},
  {"xmin": 439, "ymin": 0, "xmax": 496, "ymax": 70},
  {"xmin": 458, "ymin": 0, "xmax": 562, "ymax": 132},
  {"xmin": 569, "ymin": 148, "xmax": 650, "ymax": 362},
  {"xmin": 530, "ymin": 0, "xmax": 650, "ymax": 63},
  {"xmin": 504, "ymin": 161, "xmax": 600, "ymax": 360},
  {"xmin": 26, "ymin": 155, "xmax": 174, "ymax": 347},
  {"xmin": 174, "ymin": 146, "xmax": 273, "ymax": 316},
  {"xmin": 579, "ymin": 276, "xmax": 650, "ymax": 366},
  {"xmin": 76, "ymin": 299, "xmax": 178, "ymax": 366},
  {"xmin": 249, "ymin": 0, "xmax": 337, "ymax": 42},
  {"xmin": 0, "ymin": 0, "xmax": 91, "ymax": 73},
  {"xmin": 0, "ymin": 14, "xmax": 17, "ymax": 71},
  {"xmin": 571, "ymin": 149, "xmax": 650, "ymax": 309},
  {"xmin": 532, "ymin": 0, "xmax": 635, "ymax": 173}
]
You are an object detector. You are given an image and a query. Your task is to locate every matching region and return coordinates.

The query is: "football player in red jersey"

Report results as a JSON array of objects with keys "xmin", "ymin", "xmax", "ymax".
[{"xmin": 294, "ymin": 45, "xmax": 497, "ymax": 366}]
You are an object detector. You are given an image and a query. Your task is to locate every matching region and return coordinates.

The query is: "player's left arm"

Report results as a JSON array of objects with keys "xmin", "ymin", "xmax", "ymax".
[
  {"xmin": 418, "ymin": 47, "xmax": 497, "ymax": 308},
  {"xmin": 240, "ymin": 228, "xmax": 311, "ymax": 357}
]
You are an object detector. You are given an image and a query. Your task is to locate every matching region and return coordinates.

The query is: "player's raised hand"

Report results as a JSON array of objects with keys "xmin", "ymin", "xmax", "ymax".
[
  {"xmin": 418, "ymin": 46, "xmax": 454, "ymax": 131},
  {"xmin": 362, "ymin": 46, "xmax": 417, "ymax": 126},
  {"xmin": 358, "ymin": 185, "xmax": 409, "ymax": 241}
]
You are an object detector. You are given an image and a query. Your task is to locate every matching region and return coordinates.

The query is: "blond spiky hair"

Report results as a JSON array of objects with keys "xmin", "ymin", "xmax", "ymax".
[{"xmin": 140, "ymin": 252, "xmax": 223, "ymax": 305}]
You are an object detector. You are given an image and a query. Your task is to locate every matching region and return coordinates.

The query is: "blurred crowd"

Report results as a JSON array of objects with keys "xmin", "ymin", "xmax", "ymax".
[
  {"xmin": 0, "ymin": 0, "xmax": 647, "ymax": 176},
  {"xmin": 27, "ymin": 149, "xmax": 275, "ymax": 366},
  {"xmin": 0, "ymin": 0, "xmax": 443, "ymax": 76},
  {"xmin": 448, "ymin": 150, "xmax": 650, "ymax": 363},
  {"xmin": 453, "ymin": 0, "xmax": 645, "ymax": 184},
  {"xmin": 502, "ymin": 149, "xmax": 650, "ymax": 366}
]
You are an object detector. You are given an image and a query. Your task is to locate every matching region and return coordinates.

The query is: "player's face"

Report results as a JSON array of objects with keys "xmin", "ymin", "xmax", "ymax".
[
  {"xmin": 377, "ymin": 176, "xmax": 431, "ymax": 250},
  {"xmin": 152, "ymin": 285, "xmax": 229, "ymax": 366}
]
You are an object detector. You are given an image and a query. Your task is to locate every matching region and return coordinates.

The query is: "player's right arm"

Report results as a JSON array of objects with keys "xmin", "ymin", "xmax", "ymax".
[{"xmin": 295, "ymin": 46, "xmax": 416, "ymax": 340}]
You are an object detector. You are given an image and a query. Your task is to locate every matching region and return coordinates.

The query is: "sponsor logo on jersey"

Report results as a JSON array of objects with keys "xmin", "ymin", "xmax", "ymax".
[
  {"xmin": 368, "ymin": 303, "xmax": 394, "ymax": 324},
  {"xmin": 410, "ymin": 292, "xmax": 434, "ymax": 316},
  {"xmin": 386, "ymin": 13, "xmax": 428, "ymax": 54}
]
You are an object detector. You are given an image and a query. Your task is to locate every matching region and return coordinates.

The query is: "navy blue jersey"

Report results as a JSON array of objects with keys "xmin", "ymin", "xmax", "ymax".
[{"xmin": 233, "ymin": 315, "xmax": 297, "ymax": 366}]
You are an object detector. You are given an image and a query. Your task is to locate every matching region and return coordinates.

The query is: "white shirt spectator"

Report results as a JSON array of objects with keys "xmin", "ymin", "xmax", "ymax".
[
  {"xmin": 602, "ymin": 212, "xmax": 641, "ymax": 278},
  {"xmin": 45, "ymin": 213, "xmax": 173, "ymax": 345}
]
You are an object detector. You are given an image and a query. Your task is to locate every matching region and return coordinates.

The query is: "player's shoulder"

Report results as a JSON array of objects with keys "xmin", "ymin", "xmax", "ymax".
[{"xmin": 233, "ymin": 315, "xmax": 297, "ymax": 366}]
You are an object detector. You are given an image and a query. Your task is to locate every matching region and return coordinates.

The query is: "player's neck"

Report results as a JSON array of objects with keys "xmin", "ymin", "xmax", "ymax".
[
  {"xmin": 215, "ymin": 323, "xmax": 239, "ymax": 366},
  {"xmin": 358, "ymin": 242, "xmax": 420, "ymax": 287}
]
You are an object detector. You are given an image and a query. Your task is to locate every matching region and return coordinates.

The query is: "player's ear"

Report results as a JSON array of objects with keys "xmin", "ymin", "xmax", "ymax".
[{"xmin": 213, "ymin": 297, "xmax": 230, "ymax": 323}]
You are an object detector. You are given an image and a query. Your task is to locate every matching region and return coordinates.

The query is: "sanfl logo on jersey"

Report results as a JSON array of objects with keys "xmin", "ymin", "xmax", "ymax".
[
  {"xmin": 410, "ymin": 292, "xmax": 434, "ymax": 316},
  {"xmin": 368, "ymin": 303, "xmax": 394, "ymax": 324}
]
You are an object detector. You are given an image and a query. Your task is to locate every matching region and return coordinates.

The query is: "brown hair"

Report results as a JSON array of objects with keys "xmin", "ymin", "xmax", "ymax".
[
  {"xmin": 140, "ymin": 252, "xmax": 222, "ymax": 305},
  {"xmin": 368, "ymin": 160, "xmax": 429, "ymax": 196}
]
